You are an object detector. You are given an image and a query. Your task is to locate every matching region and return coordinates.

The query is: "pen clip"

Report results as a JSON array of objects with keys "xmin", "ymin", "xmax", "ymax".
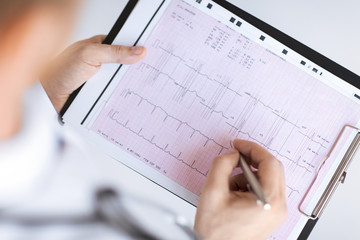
[{"xmin": 238, "ymin": 154, "xmax": 270, "ymax": 209}]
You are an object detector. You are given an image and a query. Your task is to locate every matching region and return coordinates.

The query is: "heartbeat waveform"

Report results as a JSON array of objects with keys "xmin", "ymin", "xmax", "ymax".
[
  {"xmin": 286, "ymin": 185, "xmax": 300, "ymax": 197},
  {"xmin": 145, "ymin": 60, "xmax": 236, "ymax": 120},
  {"xmin": 107, "ymin": 109, "xmax": 303, "ymax": 197},
  {"xmin": 226, "ymin": 122, "xmax": 314, "ymax": 173},
  {"xmin": 158, "ymin": 46, "xmax": 243, "ymax": 98},
  {"xmin": 158, "ymin": 44, "xmax": 330, "ymax": 148},
  {"xmin": 199, "ymin": 102, "xmax": 230, "ymax": 120},
  {"xmin": 133, "ymin": 44, "xmax": 329, "ymax": 175},
  {"xmin": 124, "ymin": 90, "xmax": 229, "ymax": 151},
  {"xmin": 124, "ymin": 88, "xmax": 316, "ymax": 174},
  {"xmin": 108, "ymin": 110, "xmax": 209, "ymax": 177},
  {"xmin": 297, "ymin": 131, "xmax": 328, "ymax": 149},
  {"xmin": 144, "ymin": 64, "xmax": 206, "ymax": 102}
]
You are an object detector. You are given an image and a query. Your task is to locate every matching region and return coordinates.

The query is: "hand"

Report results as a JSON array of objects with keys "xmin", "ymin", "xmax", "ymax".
[
  {"xmin": 40, "ymin": 35, "xmax": 146, "ymax": 113},
  {"xmin": 194, "ymin": 140, "xmax": 287, "ymax": 240}
]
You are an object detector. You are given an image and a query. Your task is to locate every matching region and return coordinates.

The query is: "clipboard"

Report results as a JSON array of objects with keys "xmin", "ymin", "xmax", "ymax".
[
  {"xmin": 297, "ymin": 125, "xmax": 360, "ymax": 239},
  {"xmin": 61, "ymin": 0, "xmax": 360, "ymax": 239}
]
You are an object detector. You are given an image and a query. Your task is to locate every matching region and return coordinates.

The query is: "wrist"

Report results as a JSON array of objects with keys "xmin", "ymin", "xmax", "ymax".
[{"xmin": 40, "ymin": 80, "xmax": 68, "ymax": 114}]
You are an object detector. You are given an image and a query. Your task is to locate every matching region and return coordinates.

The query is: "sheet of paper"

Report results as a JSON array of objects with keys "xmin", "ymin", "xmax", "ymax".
[{"xmin": 90, "ymin": 0, "xmax": 360, "ymax": 238}]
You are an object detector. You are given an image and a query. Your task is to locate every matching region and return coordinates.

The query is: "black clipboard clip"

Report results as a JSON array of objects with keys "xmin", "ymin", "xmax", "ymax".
[{"xmin": 298, "ymin": 125, "xmax": 360, "ymax": 220}]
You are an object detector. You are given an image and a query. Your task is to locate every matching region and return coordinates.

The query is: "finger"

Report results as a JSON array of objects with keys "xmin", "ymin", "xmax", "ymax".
[
  {"xmin": 277, "ymin": 161, "xmax": 286, "ymax": 199},
  {"xmin": 233, "ymin": 140, "xmax": 275, "ymax": 169},
  {"xmin": 203, "ymin": 150, "xmax": 240, "ymax": 194},
  {"xmin": 233, "ymin": 140, "xmax": 285, "ymax": 198},
  {"xmin": 229, "ymin": 172, "xmax": 259, "ymax": 191},
  {"xmin": 82, "ymin": 44, "xmax": 146, "ymax": 66},
  {"xmin": 83, "ymin": 35, "xmax": 107, "ymax": 44}
]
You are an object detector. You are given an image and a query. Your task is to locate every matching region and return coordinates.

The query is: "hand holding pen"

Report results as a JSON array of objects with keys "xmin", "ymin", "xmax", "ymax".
[
  {"xmin": 195, "ymin": 140, "xmax": 287, "ymax": 240},
  {"xmin": 238, "ymin": 151, "xmax": 272, "ymax": 210}
]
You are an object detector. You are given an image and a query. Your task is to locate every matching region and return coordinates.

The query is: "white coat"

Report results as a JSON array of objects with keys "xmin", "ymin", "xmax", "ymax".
[{"xmin": 0, "ymin": 84, "xmax": 199, "ymax": 240}]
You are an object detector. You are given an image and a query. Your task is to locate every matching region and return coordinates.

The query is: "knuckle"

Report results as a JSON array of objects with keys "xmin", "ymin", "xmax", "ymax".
[
  {"xmin": 212, "ymin": 156, "xmax": 224, "ymax": 165},
  {"xmin": 269, "ymin": 157, "xmax": 284, "ymax": 170},
  {"xmin": 113, "ymin": 45, "xmax": 126, "ymax": 55},
  {"xmin": 77, "ymin": 43, "xmax": 93, "ymax": 56},
  {"xmin": 92, "ymin": 35, "xmax": 105, "ymax": 42},
  {"xmin": 76, "ymin": 45, "xmax": 89, "ymax": 59},
  {"xmin": 207, "ymin": 187, "xmax": 223, "ymax": 197},
  {"xmin": 269, "ymin": 156, "xmax": 280, "ymax": 165}
]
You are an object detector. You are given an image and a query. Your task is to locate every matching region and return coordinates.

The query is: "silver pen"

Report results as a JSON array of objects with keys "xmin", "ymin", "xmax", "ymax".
[{"xmin": 238, "ymin": 154, "xmax": 272, "ymax": 211}]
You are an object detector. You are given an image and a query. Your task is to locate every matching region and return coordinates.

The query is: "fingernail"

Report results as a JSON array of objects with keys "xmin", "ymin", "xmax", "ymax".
[{"xmin": 131, "ymin": 46, "xmax": 144, "ymax": 55}]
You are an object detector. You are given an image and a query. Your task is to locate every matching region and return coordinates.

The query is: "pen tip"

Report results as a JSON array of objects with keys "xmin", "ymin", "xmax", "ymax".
[
  {"xmin": 230, "ymin": 140, "xmax": 234, "ymax": 148},
  {"xmin": 264, "ymin": 203, "xmax": 272, "ymax": 211},
  {"xmin": 256, "ymin": 200, "xmax": 272, "ymax": 211}
]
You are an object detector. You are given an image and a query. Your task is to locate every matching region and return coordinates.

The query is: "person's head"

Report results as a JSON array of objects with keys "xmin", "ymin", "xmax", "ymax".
[{"xmin": 0, "ymin": 0, "xmax": 83, "ymax": 88}]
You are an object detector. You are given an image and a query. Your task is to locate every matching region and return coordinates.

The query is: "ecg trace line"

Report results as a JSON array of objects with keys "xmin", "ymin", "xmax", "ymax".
[
  {"xmin": 108, "ymin": 111, "xmax": 209, "ymax": 177},
  {"xmin": 144, "ymin": 64, "xmax": 206, "ymax": 102},
  {"xmin": 237, "ymin": 94, "xmax": 328, "ymax": 149},
  {"xmin": 158, "ymin": 45, "xmax": 331, "ymax": 148},
  {"xmin": 145, "ymin": 63, "xmax": 233, "ymax": 120},
  {"xmin": 199, "ymin": 102, "xmax": 230, "ymax": 119},
  {"xmin": 145, "ymin": 60, "xmax": 238, "ymax": 121},
  {"xmin": 149, "ymin": 60, "xmax": 329, "ymax": 153},
  {"xmin": 137, "ymin": 47, "xmax": 328, "ymax": 175},
  {"xmin": 226, "ymin": 122, "xmax": 314, "ymax": 173},
  {"xmin": 124, "ymin": 90, "xmax": 229, "ymax": 151},
  {"xmin": 125, "ymin": 88, "xmax": 315, "ymax": 174},
  {"xmin": 136, "ymin": 51, "xmax": 327, "ymax": 175},
  {"xmin": 103, "ymin": 114, "xmax": 303, "ymax": 198},
  {"xmin": 297, "ymin": 131, "xmax": 328, "ymax": 149},
  {"xmin": 158, "ymin": 45, "xmax": 243, "ymax": 98},
  {"xmin": 107, "ymin": 110, "xmax": 304, "ymax": 196},
  {"xmin": 286, "ymin": 185, "xmax": 301, "ymax": 198}
]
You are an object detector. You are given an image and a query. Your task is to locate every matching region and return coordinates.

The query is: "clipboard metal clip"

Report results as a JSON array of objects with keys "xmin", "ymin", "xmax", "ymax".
[{"xmin": 298, "ymin": 125, "xmax": 360, "ymax": 220}]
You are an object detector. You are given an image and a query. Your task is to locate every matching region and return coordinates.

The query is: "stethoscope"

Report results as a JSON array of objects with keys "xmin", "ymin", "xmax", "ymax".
[
  {"xmin": 0, "ymin": 188, "xmax": 203, "ymax": 240},
  {"xmin": 0, "ymin": 131, "xmax": 204, "ymax": 239},
  {"xmin": 95, "ymin": 188, "xmax": 203, "ymax": 240}
]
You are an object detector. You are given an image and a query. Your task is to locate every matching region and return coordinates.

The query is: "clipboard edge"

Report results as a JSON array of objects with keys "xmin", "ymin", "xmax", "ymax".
[
  {"xmin": 59, "ymin": 0, "xmax": 139, "ymax": 121},
  {"xmin": 297, "ymin": 126, "xmax": 360, "ymax": 239}
]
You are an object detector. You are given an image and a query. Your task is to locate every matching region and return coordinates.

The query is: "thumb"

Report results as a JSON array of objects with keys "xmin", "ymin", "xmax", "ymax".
[{"xmin": 84, "ymin": 43, "xmax": 146, "ymax": 66}]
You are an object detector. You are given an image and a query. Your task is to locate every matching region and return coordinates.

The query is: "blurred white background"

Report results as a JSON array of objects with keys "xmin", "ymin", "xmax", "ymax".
[{"xmin": 70, "ymin": 1, "xmax": 360, "ymax": 239}]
